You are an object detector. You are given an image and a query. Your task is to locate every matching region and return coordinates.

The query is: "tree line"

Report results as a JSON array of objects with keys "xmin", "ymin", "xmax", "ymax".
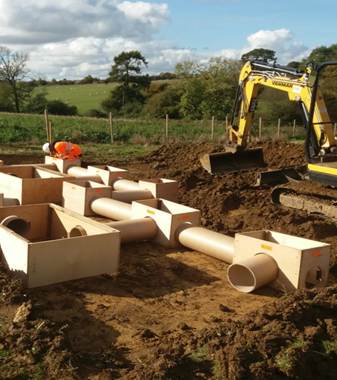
[{"xmin": 1, "ymin": 44, "xmax": 337, "ymax": 124}]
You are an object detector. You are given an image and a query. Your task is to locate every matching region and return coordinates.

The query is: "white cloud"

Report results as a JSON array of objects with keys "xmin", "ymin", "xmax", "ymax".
[
  {"xmin": 0, "ymin": 0, "xmax": 312, "ymax": 80},
  {"xmin": 26, "ymin": 28, "xmax": 312, "ymax": 80},
  {"xmin": 242, "ymin": 29, "xmax": 311, "ymax": 63},
  {"xmin": 214, "ymin": 29, "xmax": 311, "ymax": 64},
  {"xmin": 0, "ymin": 0, "xmax": 170, "ymax": 44}
]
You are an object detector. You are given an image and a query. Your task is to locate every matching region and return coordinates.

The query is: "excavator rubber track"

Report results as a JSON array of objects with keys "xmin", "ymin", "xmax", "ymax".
[{"xmin": 271, "ymin": 181, "xmax": 337, "ymax": 219}]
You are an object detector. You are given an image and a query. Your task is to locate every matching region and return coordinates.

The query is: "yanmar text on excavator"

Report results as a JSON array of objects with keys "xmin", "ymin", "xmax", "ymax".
[{"xmin": 201, "ymin": 60, "xmax": 337, "ymax": 188}]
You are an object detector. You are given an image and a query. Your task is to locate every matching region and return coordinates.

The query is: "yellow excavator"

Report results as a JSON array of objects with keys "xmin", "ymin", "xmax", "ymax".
[{"xmin": 200, "ymin": 60, "xmax": 337, "ymax": 188}]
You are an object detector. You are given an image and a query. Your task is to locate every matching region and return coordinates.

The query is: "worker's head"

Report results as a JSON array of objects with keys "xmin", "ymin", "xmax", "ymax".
[{"xmin": 42, "ymin": 143, "xmax": 50, "ymax": 153}]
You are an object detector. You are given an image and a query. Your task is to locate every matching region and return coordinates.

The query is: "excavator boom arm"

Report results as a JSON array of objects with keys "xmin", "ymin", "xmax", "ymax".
[{"xmin": 229, "ymin": 61, "xmax": 337, "ymax": 152}]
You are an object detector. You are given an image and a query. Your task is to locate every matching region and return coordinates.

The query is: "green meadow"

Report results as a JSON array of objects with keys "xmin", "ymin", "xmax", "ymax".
[
  {"xmin": 43, "ymin": 83, "xmax": 116, "ymax": 115},
  {"xmin": 0, "ymin": 112, "xmax": 227, "ymax": 145}
]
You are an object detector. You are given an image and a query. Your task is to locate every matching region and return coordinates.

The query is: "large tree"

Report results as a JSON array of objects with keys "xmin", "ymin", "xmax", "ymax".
[
  {"xmin": 306, "ymin": 44, "xmax": 337, "ymax": 64},
  {"xmin": 107, "ymin": 51, "xmax": 150, "ymax": 108},
  {"xmin": 172, "ymin": 57, "xmax": 240, "ymax": 120},
  {"xmin": 0, "ymin": 46, "xmax": 32, "ymax": 113},
  {"xmin": 241, "ymin": 48, "xmax": 277, "ymax": 63}
]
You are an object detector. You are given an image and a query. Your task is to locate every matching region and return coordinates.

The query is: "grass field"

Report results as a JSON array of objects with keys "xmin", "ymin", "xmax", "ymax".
[
  {"xmin": 0, "ymin": 113, "xmax": 231, "ymax": 145},
  {"xmin": 0, "ymin": 142, "xmax": 158, "ymax": 164},
  {"xmin": 0, "ymin": 112, "xmax": 306, "ymax": 146},
  {"xmin": 43, "ymin": 83, "xmax": 116, "ymax": 115}
]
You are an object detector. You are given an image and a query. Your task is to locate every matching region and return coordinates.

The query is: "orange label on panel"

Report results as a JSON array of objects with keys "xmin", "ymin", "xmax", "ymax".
[
  {"xmin": 261, "ymin": 244, "xmax": 272, "ymax": 251},
  {"xmin": 95, "ymin": 190, "xmax": 102, "ymax": 193},
  {"xmin": 72, "ymin": 186, "xmax": 76, "ymax": 190},
  {"xmin": 312, "ymin": 251, "xmax": 320, "ymax": 257},
  {"xmin": 116, "ymin": 172, "xmax": 121, "ymax": 175},
  {"xmin": 182, "ymin": 215, "xmax": 190, "ymax": 220},
  {"xmin": 147, "ymin": 209, "xmax": 155, "ymax": 215}
]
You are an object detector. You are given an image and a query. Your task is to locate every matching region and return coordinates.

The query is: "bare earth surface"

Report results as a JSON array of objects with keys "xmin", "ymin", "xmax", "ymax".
[{"xmin": 1, "ymin": 141, "xmax": 337, "ymax": 380}]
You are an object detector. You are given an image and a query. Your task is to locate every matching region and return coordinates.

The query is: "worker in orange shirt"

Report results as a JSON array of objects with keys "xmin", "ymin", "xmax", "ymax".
[{"xmin": 42, "ymin": 141, "xmax": 82, "ymax": 160}]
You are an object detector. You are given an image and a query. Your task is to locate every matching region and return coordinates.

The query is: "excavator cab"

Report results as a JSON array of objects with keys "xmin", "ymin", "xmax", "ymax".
[{"xmin": 304, "ymin": 61, "xmax": 337, "ymax": 187}]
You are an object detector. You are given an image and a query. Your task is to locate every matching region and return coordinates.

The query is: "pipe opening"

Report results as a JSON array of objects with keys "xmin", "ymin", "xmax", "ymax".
[
  {"xmin": 68, "ymin": 225, "xmax": 88, "ymax": 238},
  {"xmin": 227, "ymin": 264, "xmax": 256, "ymax": 293},
  {"xmin": 227, "ymin": 254, "xmax": 279, "ymax": 293},
  {"xmin": 305, "ymin": 266, "xmax": 322, "ymax": 288},
  {"xmin": 1, "ymin": 216, "xmax": 30, "ymax": 237}
]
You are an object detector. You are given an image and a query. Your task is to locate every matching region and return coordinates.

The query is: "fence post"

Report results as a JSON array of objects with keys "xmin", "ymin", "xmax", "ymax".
[
  {"xmin": 225, "ymin": 116, "xmax": 228, "ymax": 134},
  {"xmin": 334, "ymin": 123, "xmax": 337, "ymax": 136},
  {"xmin": 211, "ymin": 116, "xmax": 215, "ymax": 140},
  {"xmin": 49, "ymin": 122, "xmax": 52, "ymax": 143},
  {"xmin": 259, "ymin": 117, "xmax": 262, "ymax": 139},
  {"xmin": 293, "ymin": 119, "xmax": 296, "ymax": 137},
  {"xmin": 166, "ymin": 114, "xmax": 169, "ymax": 140},
  {"xmin": 278, "ymin": 119, "xmax": 281, "ymax": 139},
  {"xmin": 44, "ymin": 109, "xmax": 50, "ymax": 142},
  {"xmin": 109, "ymin": 112, "xmax": 114, "ymax": 143}
]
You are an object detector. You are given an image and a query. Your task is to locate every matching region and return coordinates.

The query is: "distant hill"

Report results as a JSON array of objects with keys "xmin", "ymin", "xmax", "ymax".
[{"xmin": 43, "ymin": 83, "xmax": 116, "ymax": 115}]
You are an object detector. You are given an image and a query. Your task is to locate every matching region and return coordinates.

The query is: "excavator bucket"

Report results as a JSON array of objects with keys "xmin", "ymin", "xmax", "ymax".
[{"xmin": 200, "ymin": 148, "xmax": 265, "ymax": 174}]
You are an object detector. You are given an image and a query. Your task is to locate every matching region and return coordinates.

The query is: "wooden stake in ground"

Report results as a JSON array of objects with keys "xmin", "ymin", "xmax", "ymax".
[
  {"xmin": 109, "ymin": 112, "xmax": 114, "ymax": 143},
  {"xmin": 211, "ymin": 116, "xmax": 215, "ymax": 140},
  {"xmin": 259, "ymin": 117, "xmax": 262, "ymax": 140},
  {"xmin": 293, "ymin": 119, "xmax": 296, "ymax": 137},
  {"xmin": 278, "ymin": 119, "xmax": 281, "ymax": 139},
  {"xmin": 49, "ymin": 122, "xmax": 52, "ymax": 143},
  {"xmin": 44, "ymin": 109, "xmax": 49, "ymax": 142},
  {"xmin": 166, "ymin": 114, "xmax": 169, "ymax": 140}
]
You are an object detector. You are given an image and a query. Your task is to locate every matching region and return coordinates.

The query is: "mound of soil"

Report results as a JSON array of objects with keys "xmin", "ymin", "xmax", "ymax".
[{"xmin": 1, "ymin": 141, "xmax": 337, "ymax": 380}]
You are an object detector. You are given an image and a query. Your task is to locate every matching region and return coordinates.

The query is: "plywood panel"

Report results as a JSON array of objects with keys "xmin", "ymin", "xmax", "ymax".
[
  {"xmin": 0, "ymin": 166, "xmax": 33, "ymax": 178},
  {"xmin": 50, "ymin": 206, "xmax": 115, "ymax": 239},
  {"xmin": 21, "ymin": 177, "xmax": 73, "ymax": 204},
  {"xmin": 0, "ymin": 226, "xmax": 29, "ymax": 283},
  {"xmin": 45, "ymin": 156, "xmax": 82, "ymax": 173},
  {"xmin": 62, "ymin": 181, "xmax": 112, "ymax": 216},
  {"xmin": 0, "ymin": 203, "xmax": 120, "ymax": 288},
  {"xmin": 0, "ymin": 204, "xmax": 50, "ymax": 240},
  {"xmin": 0, "ymin": 172, "xmax": 23, "ymax": 203},
  {"xmin": 132, "ymin": 199, "xmax": 200, "ymax": 247},
  {"xmin": 34, "ymin": 168, "xmax": 70, "ymax": 179},
  {"xmin": 234, "ymin": 231, "xmax": 331, "ymax": 291},
  {"xmin": 27, "ymin": 233, "xmax": 120, "ymax": 288}
]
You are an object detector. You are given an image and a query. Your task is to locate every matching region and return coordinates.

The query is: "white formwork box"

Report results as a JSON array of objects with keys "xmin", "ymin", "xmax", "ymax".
[
  {"xmin": 0, "ymin": 165, "xmax": 75, "ymax": 205},
  {"xmin": 0, "ymin": 203, "xmax": 120, "ymax": 288},
  {"xmin": 233, "ymin": 230, "xmax": 331, "ymax": 291},
  {"xmin": 131, "ymin": 198, "xmax": 200, "ymax": 247}
]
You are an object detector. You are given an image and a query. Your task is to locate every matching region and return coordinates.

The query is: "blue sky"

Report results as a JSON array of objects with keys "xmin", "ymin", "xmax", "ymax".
[
  {"xmin": 0, "ymin": 0, "xmax": 335, "ymax": 79},
  {"xmin": 157, "ymin": 0, "xmax": 337, "ymax": 52}
]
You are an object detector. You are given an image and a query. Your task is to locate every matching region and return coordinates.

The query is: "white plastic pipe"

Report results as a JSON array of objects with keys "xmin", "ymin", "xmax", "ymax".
[
  {"xmin": 113, "ymin": 179, "xmax": 140, "ymax": 191},
  {"xmin": 175, "ymin": 222, "xmax": 235, "ymax": 264},
  {"xmin": 111, "ymin": 190, "xmax": 153, "ymax": 203},
  {"xmin": 67, "ymin": 166, "xmax": 102, "ymax": 183},
  {"xmin": 66, "ymin": 166, "xmax": 89, "ymax": 176},
  {"xmin": 90, "ymin": 197, "xmax": 132, "ymax": 221},
  {"xmin": 227, "ymin": 254, "xmax": 279, "ymax": 293},
  {"xmin": 105, "ymin": 218, "xmax": 158, "ymax": 243}
]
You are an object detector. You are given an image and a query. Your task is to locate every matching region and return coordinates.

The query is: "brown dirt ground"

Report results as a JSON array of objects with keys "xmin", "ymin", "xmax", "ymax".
[{"xmin": 1, "ymin": 141, "xmax": 337, "ymax": 380}]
